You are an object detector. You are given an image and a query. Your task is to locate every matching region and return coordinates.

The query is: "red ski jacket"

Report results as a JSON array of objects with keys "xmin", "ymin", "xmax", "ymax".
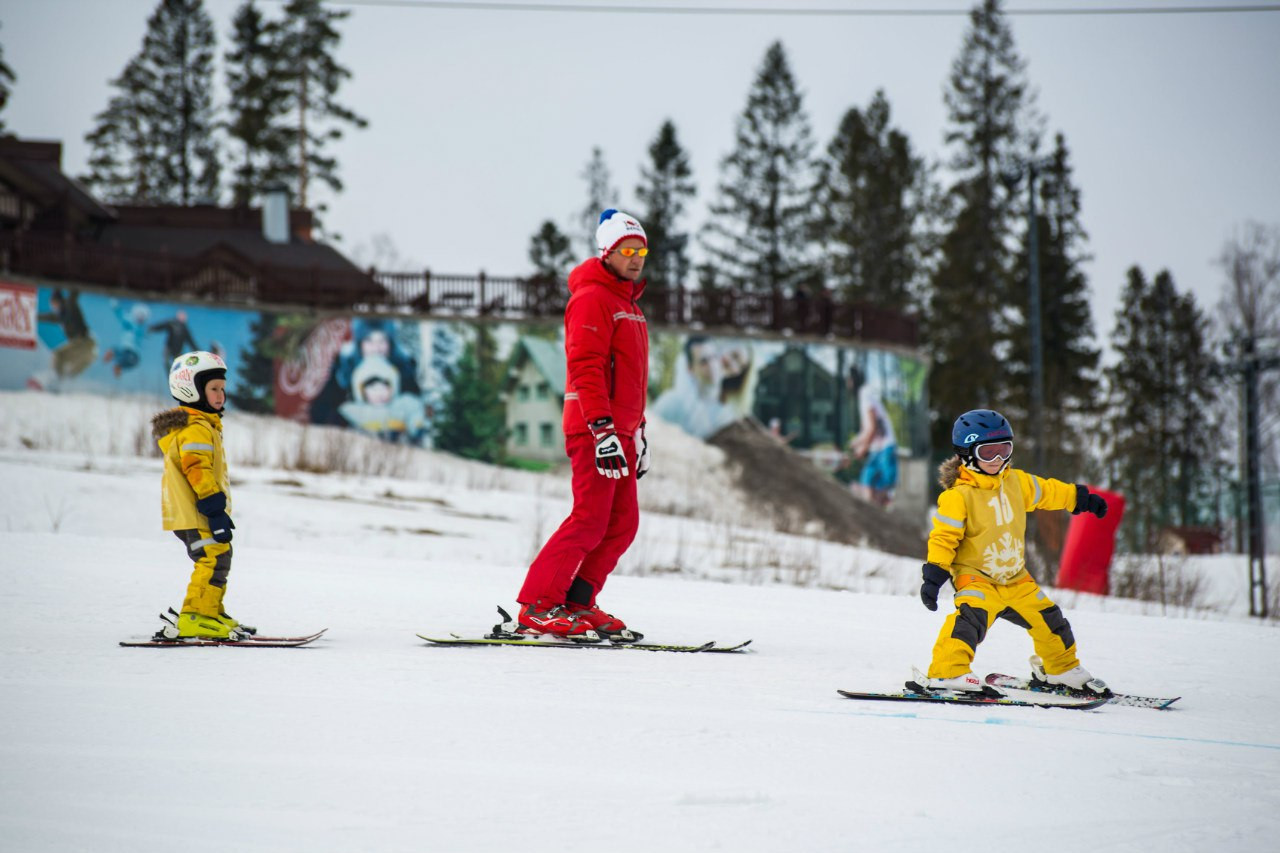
[{"xmin": 561, "ymin": 257, "xmax": 649, "ymax": 438}]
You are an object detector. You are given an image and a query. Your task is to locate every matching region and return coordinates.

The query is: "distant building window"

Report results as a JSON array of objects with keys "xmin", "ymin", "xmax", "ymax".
[
  {"xmin": 517, "ymin": 385, "xmax": 531, "ymax": 402},
  {"xmin": 536, "ymin": 382, "xmax": 551, "ymax": 400},
  {"xmin": 539, "ymin": 423, "xmax": 554, "ymax": 447},
  {"xmin": 514, "ymin": 423, "xmax": 529, "ymax": 445}
]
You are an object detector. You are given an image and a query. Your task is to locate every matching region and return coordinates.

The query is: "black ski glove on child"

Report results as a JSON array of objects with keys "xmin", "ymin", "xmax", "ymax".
[
  {"xmin": 196, "ymin": 491, "xmax": 235, "ymax": 543},
  {"xmin": 1072, "ymin": 485, "xmax": 1108, "ymax": 519},
  {"xmin": 919, "ymin": 562, "xmax": 951, "ymax": 611}
]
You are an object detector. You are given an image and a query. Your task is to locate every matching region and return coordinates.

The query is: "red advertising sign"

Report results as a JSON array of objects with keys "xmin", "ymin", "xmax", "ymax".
[
  {"xmin": 0, "ymin": 281, "xmax": 38, "ymax": 350},
  {"xmin": 274, "ymin": 316, "xmax": 351, "ymax": 421}
]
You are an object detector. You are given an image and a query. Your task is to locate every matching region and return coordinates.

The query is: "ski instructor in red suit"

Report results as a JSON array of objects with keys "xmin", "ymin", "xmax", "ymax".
[{"xmin": 515, "ymin": 209, "xmax": 651, "ymax": 642}]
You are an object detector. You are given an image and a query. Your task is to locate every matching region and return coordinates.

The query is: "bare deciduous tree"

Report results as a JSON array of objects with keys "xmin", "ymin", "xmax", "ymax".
[{"xmin": 1216, "ymin": 221, "xmax": 1280, "ymax": 474}]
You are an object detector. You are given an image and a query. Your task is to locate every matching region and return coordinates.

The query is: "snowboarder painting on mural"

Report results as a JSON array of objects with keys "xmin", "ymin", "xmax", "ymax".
[{"xmin": 514, "ymin": 210, "xmax": 652, "ymax": 642}]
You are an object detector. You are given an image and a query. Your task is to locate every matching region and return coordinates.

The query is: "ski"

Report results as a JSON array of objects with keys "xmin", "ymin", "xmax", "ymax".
[
  {"xmin": 153, "ymin": 608, "xmax": 326, "ymax": 644},
  {"xmin": 704, "ymin": 640, "xmax": 753, "ymax": 653},
  {"xmin": 120, "ymin": 633, "xmax": 324, "ymax": 649},
  {"xmin": 418, "ymin": 634, "xmax": 716, "ymax": 653},
  {"xmin": 985, "ymin": 673, "xmax": 1179, "ymax": 710},
  {"xmin": 419, "ymin": 605, "xmax": 752, "ymax": 654},
  {"xmin": 837, "ymin": 682, "xmax": 1110, "ymax": 710}
]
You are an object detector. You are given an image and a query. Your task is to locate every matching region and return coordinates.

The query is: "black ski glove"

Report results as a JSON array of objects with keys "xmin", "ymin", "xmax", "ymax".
[
  {"xmin": 196, "ymin": 491, "xmax": 235, "ymax": 543},
  {"xmin": 1072, "ymin": 485, "xmax": 1107, "ymax": 519},
  {"xmin": 920, "ymin": 562, "xmax": 951, "ymax": 611}
]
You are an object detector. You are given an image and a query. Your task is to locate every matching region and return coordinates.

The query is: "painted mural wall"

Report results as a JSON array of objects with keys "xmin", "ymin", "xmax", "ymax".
[{"xmin": 0, "ymin": 281, "xmax": 928, "ymax": 481}]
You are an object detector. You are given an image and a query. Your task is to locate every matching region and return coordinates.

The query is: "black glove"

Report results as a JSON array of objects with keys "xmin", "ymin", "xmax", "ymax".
[
  {"xmin": 920, "ymin": 562, "xmax": 951, "ymax": 611},
  {"xmin": 635, "ymin": 420, "xmax": 650, "ymax": 480},
  {"xmin": 1072, "ymin": 484, "xmax": 1107, "ymax": 519},
  {"xmin": 196, "ymin": 491, "xmax": 235, "ymax": 543},
  {"xmin": 588, "ymin": 417, "xmax": 629, "ymax": 479}
]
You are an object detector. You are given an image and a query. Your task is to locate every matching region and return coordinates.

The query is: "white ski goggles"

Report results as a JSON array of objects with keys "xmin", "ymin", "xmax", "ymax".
[{"xmin": 973, "ymin": 440, "xmax": 1014, "ymax": 463}]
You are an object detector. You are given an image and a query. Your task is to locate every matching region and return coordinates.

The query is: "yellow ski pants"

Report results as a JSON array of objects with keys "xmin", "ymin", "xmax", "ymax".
[
  {"xmin": 175, "ymin": 529, "xmax": 232, "ymax": 617},
  {"xmin": 927, "ymin": 574, "xmax": 1080, "ymax": 679}
]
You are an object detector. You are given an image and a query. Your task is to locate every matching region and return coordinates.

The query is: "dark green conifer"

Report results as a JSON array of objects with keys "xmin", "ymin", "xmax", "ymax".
[
  {"xmin": 279, "ymin": 0, "xmax": 368, "ymax": 213},
  {"xmin": 225, "ymin": 1, "xmax": 293, "ymax": 206},
  {"xmin": 83, "ymin": 0, "xmax": 221, "ymax": 204},
  {"xmin": 434, "ymin": 326, "xmax": 508, "ymax": 464},
  {"xmin": 1005, "ymin": 133, "xmax": 1101, "ymax": 478},
  {"xmin": 702, "ymin": 41, "xmax": 816, "ymax": 294},
  {"xmin": 925, "ymin": 0, "xmax": 1038, "ymax": 448},
  {"xmin": 0, "ymin": 26, "xmax": 16, "ymax": 133},
  {"xmin": 579, "ymin": 147, "xmax": 617, "ymax": 258},
  {"xmin": 528, "ymin": 221, "xmax": 574, "ymax": 280},
  {"xmin": 1105, "ymin": 268, "xmax": 1216, "ymax": 550},
  {"xmin": 636, "ymin": 120, "xmax": 697, "ymax": 316},
  {"xmin": 814, "ymin": 89, "xmax": 930, "ymax": 310}
]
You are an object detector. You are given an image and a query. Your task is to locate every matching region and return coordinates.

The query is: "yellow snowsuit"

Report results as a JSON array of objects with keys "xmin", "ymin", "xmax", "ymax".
[
  {"xmin": 152, "ymin": 407, "xmax": 233, "ymax": 618},
  {"xmin": 925, "ymin": 458, "xmax": 1082, "ymax": 679}
]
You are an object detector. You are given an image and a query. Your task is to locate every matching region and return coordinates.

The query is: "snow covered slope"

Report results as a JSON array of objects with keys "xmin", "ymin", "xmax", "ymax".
[{"xmin": 1, "ymin": 392, "xmax": 1278, "ymax": 852}]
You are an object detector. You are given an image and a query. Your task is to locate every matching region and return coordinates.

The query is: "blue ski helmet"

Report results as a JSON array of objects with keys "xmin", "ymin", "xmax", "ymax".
[{"xmin": 952, "ymin": 409, "xmax": 1014, "ymax": 470}]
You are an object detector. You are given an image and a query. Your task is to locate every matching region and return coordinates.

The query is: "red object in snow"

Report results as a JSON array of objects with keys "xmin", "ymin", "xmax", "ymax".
[{"xmin": 1057, "ymin": 487, "xmax": 1126, "ymax": 595}]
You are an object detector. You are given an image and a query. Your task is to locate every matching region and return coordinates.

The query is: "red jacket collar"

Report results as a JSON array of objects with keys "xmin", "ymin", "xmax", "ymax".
[{"xmin": 568, "ymin": 257, "xmax": 647, "ymax": 301}]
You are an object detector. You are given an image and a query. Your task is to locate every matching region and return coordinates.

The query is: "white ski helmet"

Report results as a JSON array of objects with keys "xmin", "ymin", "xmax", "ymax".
[{"xmin": 169, "ymin": 350, "xmax": 227, "ymax": 407}]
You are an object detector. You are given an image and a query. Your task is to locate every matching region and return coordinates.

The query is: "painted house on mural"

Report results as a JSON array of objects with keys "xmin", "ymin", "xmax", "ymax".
[
  {"xmin": 753, "ymin": 344, "xmax": 848, "ymax": 450},
  {"xmin": 504, "ymin": 336, "xmax": 567, "ymax": 463}
]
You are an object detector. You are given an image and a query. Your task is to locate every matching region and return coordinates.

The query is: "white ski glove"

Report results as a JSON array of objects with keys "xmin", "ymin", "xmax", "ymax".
[
  {"xmin": 635, "ymin": 420, "xmax": 650, "ymax": 480},
  {"xmin": 589, "ymin": 417, "xmax": 629, "ymax": 479}
]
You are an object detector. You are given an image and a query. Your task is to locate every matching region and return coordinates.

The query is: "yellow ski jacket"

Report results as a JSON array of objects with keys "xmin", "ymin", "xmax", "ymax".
[
  {"xmin": 927, "ymin": 458, "xmax": 1077, "ymax": 585},
  {"xmin": 152, "ymin": 407, "xmax": 231, "ymax": 531}
]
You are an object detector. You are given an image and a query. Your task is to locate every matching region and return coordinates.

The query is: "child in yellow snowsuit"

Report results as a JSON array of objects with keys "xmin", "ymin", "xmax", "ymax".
[
  {"xmin": 151, "ymin": 350, "xmax": 251, "ymax": 640},
  {"xmin": 916, "ymin": 409, "xmax": 1109, "ymax": 695}
]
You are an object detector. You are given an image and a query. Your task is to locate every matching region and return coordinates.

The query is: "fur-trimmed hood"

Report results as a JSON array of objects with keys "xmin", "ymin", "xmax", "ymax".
[
  {"xmin": 151, "ymin": 407, "xmax": 220, "ymax": 442},
  {"xmin": 938, "ymin": 456, "xmax": 962, "ymax": 489},
  {"xmin": 938, "ymin": 455, "xmax": 1008, "ymax": 491}
]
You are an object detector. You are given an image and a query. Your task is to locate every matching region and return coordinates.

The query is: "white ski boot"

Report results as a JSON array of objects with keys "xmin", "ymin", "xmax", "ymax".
[
  {"xmin": 1030, "ymin": 655, "xmax": 1110, "ymax": 696},
  {"xmin": 912, "ymin": 667, "xmax": 986, "ymax": 693}
]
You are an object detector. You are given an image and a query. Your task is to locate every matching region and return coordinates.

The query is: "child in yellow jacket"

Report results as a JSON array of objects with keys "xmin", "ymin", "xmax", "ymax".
[
  {"xmin": 916, "ymin": 409, "xmax": 1109, "ymax": 695},
  {"xmin": 151, "ymin": 350, "xmax": 251, "ymax": 640}
]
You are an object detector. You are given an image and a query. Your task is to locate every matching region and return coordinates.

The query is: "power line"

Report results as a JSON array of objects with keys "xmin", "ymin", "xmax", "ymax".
[{"xmin": 317, "ymin": 1, "xmax": 1280, "ymax": 17}]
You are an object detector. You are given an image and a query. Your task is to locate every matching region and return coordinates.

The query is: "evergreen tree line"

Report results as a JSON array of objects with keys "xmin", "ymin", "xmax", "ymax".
[
  {"xmin": 79, "ymin": 0, "xmax": 366, "ymax": 217},
  {"xmin": 528, "ymin": 0, "xmax": 1225, "ymax": 553},
  {"xmin": 0, "ymin": 1, "xmax": 1242, "ymax": 551}
]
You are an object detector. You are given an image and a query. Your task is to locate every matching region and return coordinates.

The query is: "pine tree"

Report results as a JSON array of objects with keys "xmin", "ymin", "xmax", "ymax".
[
  {"xmin": 0, "ymin": 26, "xmax": 16, "ymax": 134},
  {"xmin": 225, "ymin": 1, "xmax": 293, "ymax": 206},
  {"xmin": 579, "ymin": 146, "xmax": 617, "ymax": 258},
  {"xmin": 1005, "ymin": 133, "xmax": 1101, "ymax": 478},
  {"xmin": 83, "ymin": 0, "xmax": 221, "ymax": 205},
  {"xmin": 814, "ymin": 89, "xmax": 930, "ymax": 310},
  {"xmin": 528, "ymin": 221, "xmax": 574, "ymax": 279},
  {"xmin": 702, "ymin": 41, "xmax": 816, "ymax": 294},
  {"xmin": 228, "ymin": 311, "xmax": 279, "ymax": 414},
  {"xmin": 1105, "ymin": 267, "xmax": 1216, "ymax": 551},
  {"xmin": 636, "ymin": 119, "xmax": 697, "ymax": 313},
  {"xmin": 925, "ymin": 0, "xmax": 1038, "ymax": 449},
  {"xmin": 279, "ymin": 0, "xmax": 368, "ymax": 212},
  {"xmin": 434, "ymin": 326, "xmax": 507, "ymax": 464}
]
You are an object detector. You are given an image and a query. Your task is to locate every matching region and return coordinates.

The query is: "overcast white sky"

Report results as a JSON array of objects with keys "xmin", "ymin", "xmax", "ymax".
[{"xmin": 5, "ymin": 0, "xmax": 1279, "ymax": 343}]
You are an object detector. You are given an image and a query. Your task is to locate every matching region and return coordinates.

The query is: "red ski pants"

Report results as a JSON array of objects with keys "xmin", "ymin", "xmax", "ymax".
[{"xmin": 518, "ymin": 432, "xmax": 639, "ymax": 606}]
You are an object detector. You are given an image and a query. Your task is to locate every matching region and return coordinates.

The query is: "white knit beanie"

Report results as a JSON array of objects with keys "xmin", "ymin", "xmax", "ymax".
[{"xmin": 595, "ymin": 209, "xmax": 647, "ymax": 257}]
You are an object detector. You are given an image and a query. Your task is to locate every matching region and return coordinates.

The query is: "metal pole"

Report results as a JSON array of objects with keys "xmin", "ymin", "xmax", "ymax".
[
  {"xmin": 1243, "ymin": 335, "xmax": 1269, "ymax": 617},
  {"xmin": 1027, "ymin": 162, "xmax": 1045, "ymax": 472}
]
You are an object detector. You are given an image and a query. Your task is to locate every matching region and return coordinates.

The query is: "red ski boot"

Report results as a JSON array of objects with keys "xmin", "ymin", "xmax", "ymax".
[
  {"xmin": 517, "ymin": 600, "xmax": 599, "ymax": 641},
  {"xmin": 565, "ymin": 603, "xmax": 642, "ymax": 642}
]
